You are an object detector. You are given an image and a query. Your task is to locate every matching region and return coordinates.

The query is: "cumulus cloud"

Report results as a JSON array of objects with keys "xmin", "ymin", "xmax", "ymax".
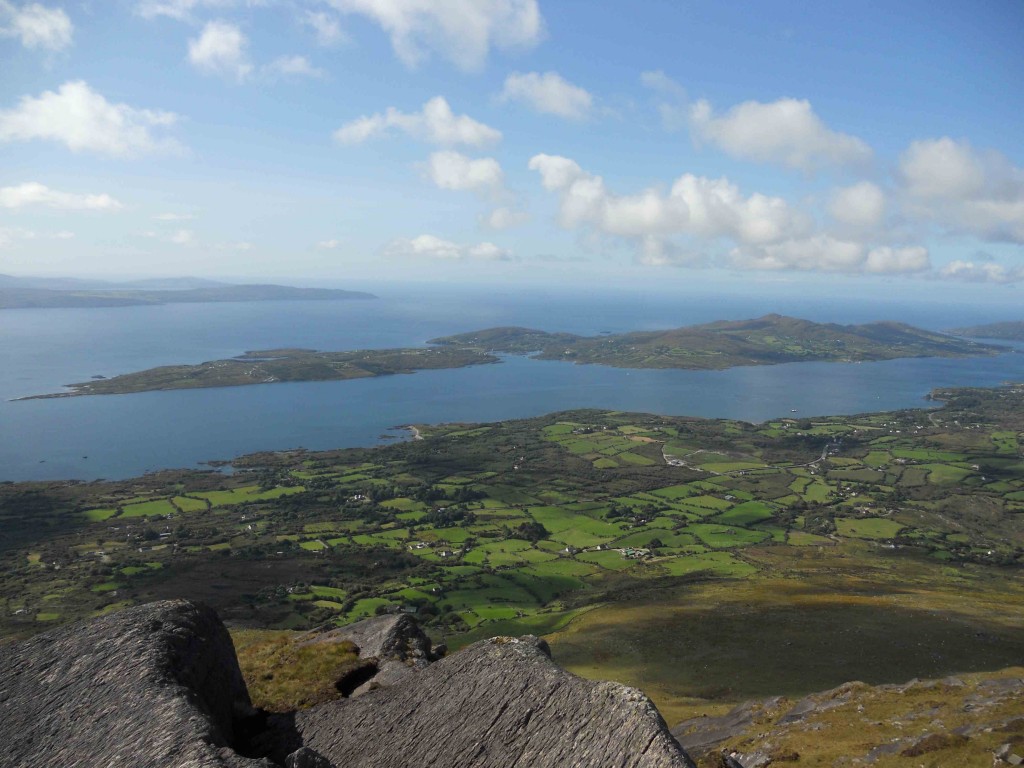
[
  {"xmin": 898, "ymin": 137, "xmax": 1024, "ymax": 242},
  {"xmin": 386, "ymin": 234, "xmax": 514, "ymax": 261},
  {"xmin": 939, "ymin": 259, "xmax": 1024, "ymax": 284},
  {"xmin": 0, "ymin": 182, "xmax": 123, "ymax": 211},
  {"xmin": 500, "ymin": 71, "xmax": 592, "ymax": 120},
  {"xmin": 483, "ymin": 206, "xmax": 529, "ymax": 230},
  {"xmin": 316, "ymin": 238, "xmax": 343, "ymax": 249},
  {"xmin": 323, "ymin": 0, "xmax": 543, "ymax": 70},
  {"xmin": 0, "ymin": 81, "xmax": 181, "ymax": 156},
  {"xmin": 424, "ymin": 150, "xmax": 503, "ymax": 194},
  {"xmin": 690, "ymin": 97, "xmax": 872, "ymax": 172},
  {"xmin": 528, "ymin": 153, "xmax": 808, "ymax": 245},
  {"xmin": 303, "ymin": 10, "xmax": 346, "ymax": 46},
  {"xmin": 528, "ymin": 153, "xmax": 935, "ymax": 276},
  {"xmin": 863, "ymin": 245, "xmax": 930, "ymax": 274},
  {"xmin": 263, "ymin": 54, "xmax": 323, "ymax": 79},
  {"xmin": 334, "ymin": 96, "xmax": 501, "ymax": 147},
  {"xmin": 188, "ymin": 20, "xmax": 252, "ymax": 81},
  {"xmin": 0, "ymin": 1, "xmax": 72, "ymax": 50},
  {"xmin": 829, "ymin": 181, "xmax": 886, "ymax": 229},
  {"xmin": 730, "ymin": 237, "xmax": 929, "ymax": 275}
]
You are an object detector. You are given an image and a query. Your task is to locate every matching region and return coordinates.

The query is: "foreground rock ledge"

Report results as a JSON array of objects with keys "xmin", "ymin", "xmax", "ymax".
[{"xmin": 0, "ymin": 600, "xmax": 695, "ymax": 768}]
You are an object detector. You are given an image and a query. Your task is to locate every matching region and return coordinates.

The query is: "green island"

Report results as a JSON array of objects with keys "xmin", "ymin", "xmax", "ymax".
[
  {"xmin": 20, "ymin": 346, "xmax": 500, "ymax": 398},
  {"xmin": 431, "ymin": 313, "xmax": 1003, "ymax": 368},
  {"xmin": 19, "ymin": 314, "xmax": 1003, "ymax": 399},
  {"xmin": 951, "ymin": 320, "xmax": 1024, "ymax": 341},
  {"xmin": 3, "ymin": 383, "xmax": 1023, "ymax": 731}
]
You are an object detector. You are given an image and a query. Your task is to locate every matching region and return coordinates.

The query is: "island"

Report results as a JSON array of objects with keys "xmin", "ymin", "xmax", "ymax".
[
  {"xmin": 430, "ymin": 314, "xmax": 1003, "ymax": 369},
  {"xmin": 17, "ymin": 314, "xmax": 1003, "ymax": 399},
  {"xmin": 949, "ymin": 320, "xmax": 1024, "ymax": 341},
  {"xmin": 18, "ymin": 346, "xmax": 499, "ymax": 399}
]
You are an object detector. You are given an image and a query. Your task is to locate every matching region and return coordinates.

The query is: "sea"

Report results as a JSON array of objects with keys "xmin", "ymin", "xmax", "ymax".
[{"xmin": 3, "ymin": 283, "xmax": 1022, "ymax": 482}]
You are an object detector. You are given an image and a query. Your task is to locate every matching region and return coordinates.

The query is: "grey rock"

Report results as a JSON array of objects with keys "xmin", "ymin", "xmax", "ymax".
[
  {"xmin": 300, "ymin": 614, "xmax": 435, "ymax": 698},
  {"xmin": 1, "ymin": 602, "xmax": 696, "ymax": 768},
  {"xmin": 0, "ymin": 599, "xmax": 263, "ymax": 768},
  {"xmin": 671, "ymin": 697, "xmax": 783, "ymax": 757},
  {"xmin": 295, "ymin": 635, "xmax": 696, "ymax": 768}
]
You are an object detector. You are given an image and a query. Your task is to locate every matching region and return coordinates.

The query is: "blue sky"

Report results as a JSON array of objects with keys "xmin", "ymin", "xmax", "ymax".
[{"xmin": 1, "ymin": 0, "xmax": 1022, "ymax": 299}]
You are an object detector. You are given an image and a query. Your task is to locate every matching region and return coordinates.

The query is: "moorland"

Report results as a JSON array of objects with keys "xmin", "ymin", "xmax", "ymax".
[{"xmin": 2, "ymin": 383, "xmax": 1022, "ymax": 726}]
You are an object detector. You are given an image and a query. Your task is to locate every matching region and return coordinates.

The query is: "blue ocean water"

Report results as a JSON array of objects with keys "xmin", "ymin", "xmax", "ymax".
[{"xmin": 2, "ymin": 284, "xmax": 1021, "ymax": 481}]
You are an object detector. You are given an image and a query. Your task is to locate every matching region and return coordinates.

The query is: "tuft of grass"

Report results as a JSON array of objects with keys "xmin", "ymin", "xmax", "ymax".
[{"xmin": 232, "ymin": 629, "xmax": 363, "ymax": 712}]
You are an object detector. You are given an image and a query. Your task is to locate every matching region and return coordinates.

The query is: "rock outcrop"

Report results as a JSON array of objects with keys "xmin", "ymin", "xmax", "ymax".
[
  {"xmin": 0, "ymin": 599, "xmax": 264, "ymax": 768},
  {"xmin": 297, "ymin": 614, "xmax": 438, "ymax": 696},
  {"xmin": 0, "ymin": 600, "xmax": 696, "ymax": 768},
  {"xmin": 293, "ymin": 635, "xmax": 694, "ymax": 768}
]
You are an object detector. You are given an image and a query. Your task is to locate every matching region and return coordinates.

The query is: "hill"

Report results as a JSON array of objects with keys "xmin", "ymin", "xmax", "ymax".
[{"xmin": 430, "ymin": 314, "xmax": 1001, "ymax": 370}]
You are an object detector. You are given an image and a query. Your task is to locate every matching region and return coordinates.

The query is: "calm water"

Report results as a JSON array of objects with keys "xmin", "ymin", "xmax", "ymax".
[{"xmin": 2, "ymin": 285, "xmax": 1021, "ymax": 481}]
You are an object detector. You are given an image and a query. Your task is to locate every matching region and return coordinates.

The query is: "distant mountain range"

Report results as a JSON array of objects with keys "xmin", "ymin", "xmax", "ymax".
[{"xmin": 0, "ymin": 274, "xmax": 376, "ymax": 309}]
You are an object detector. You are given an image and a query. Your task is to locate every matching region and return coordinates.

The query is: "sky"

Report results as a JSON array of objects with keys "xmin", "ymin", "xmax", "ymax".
[{"xmin": 1, "ymin": 0, "xmax": 1023, "ymax": 299}]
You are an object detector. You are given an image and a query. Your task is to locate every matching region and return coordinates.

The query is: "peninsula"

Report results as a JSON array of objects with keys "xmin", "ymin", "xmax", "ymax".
[
  {"xmin": 950, "ymin": 321, "xmax": 1024, "ymax": 341},
  {"xmin": 19, "ymin": 315, "xmax": 1002, "ymax": 399}
]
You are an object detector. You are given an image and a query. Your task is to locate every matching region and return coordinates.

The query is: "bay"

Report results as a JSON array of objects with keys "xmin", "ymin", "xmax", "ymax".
[{"xmin": 2, "ymin": 284, "xmax": 1021, "ymax": 481}]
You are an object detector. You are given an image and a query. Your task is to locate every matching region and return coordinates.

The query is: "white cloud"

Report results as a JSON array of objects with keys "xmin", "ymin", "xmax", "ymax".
[
  {"xmin": 640, "ymin": 70, "xmax": 687, "ymax": 131},
  {"xmin": 939, "ymin": 259, "xmax": 1024, "ymax": 284},
  {"xmin": 263, "ymin": 54, "xmax": 324, "ymax": 79},
  {"xmin": 303, "ymin": 10, "xmax": 346, "ymax": 46},
  {"xmin": 829, "ymin": 181, "xmax": 886, "ymax": 229},
  {"xmin": 316, "ymin": 238, "xmax": 342, "ymax": 249},
  {"xmin": 864, "ymin": 245, "xmax": 930, "ymax": 274},
  {"xmin": 424, "ymin": 150, "xmax": 503, "ymax": 193},
  {"xmin": 188, "ymin": 20, "xmax": 252, "ymax": 81},
  {"xmin": 898, "ymin": 137, "xmax": 1024, "ymax": 242},
  {"xmin": 324, "ymin": 0, "xmax": 543, "ymax": 70},
  {"xmin": 690, "ymin": 97, "xmax": 872, "ymax": 172},
  {"xmin": 386, "ymin": 234, "xmax": 514, "ymax": 261},
  {"xmin": 528, "ymin": 153, "xmax": 808, "ymax": 245},
  {"xmin": 730, "ymin": 237, "xmax": 929, "ymax": 275},
  {"xmin": 483, "ymin": 206, "xmax": 528, "ymax": 230},
  {"xmin": 334, "ymin": 96, "xmax": 501, "ymax": 147},
  {"xmin": 0, "ymin": 1, "xmax": 72, "ymax": 50},
  {"xmin": 0, "ymin": 182, "xmax": 123, "ymax": 211},
  {"xmin": 169, "ymin": 229, "xmax": 195, "ymax": 245},
  {"xmin": 0, "ymin": 81, "xmax": 181, "ymax": 156},
  {"xmin": 136, "ymin": 0, "xmax": 239, "ymax": 22},
  {"xmin": 500, "ymin": 71, "xmax": 592, "ymax": 120},
  {"xmin": 0, "ymin": 226, "xmax": 75, "ymax": 247}
]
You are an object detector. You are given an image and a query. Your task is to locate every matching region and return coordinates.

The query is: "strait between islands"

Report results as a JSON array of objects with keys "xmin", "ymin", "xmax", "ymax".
[{"xmin": 18, "ymin": 314, "xmax": 1007, "ymax": 400}]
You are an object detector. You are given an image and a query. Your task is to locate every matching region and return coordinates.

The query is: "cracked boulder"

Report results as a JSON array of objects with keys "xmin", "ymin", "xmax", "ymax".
[{"xmin": 294, "ymin": 635, "xmax": 696, "ymax": 767}]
